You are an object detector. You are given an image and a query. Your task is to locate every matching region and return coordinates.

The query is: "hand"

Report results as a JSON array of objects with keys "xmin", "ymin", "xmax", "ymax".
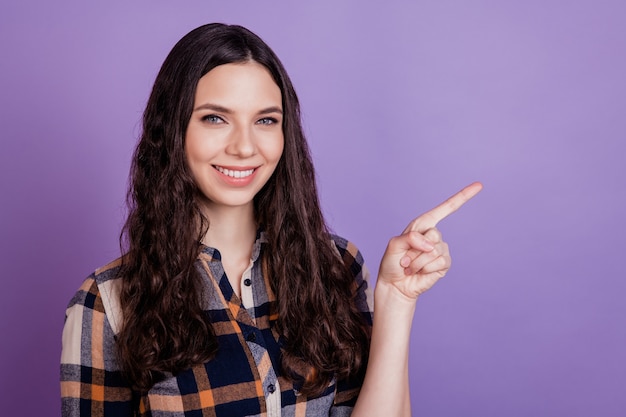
[{"xmin": 377, "ymin": 182, "xmax": 483, "ymax": 300}]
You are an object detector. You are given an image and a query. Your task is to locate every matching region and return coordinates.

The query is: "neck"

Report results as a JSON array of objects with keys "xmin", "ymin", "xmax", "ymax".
[
  {"xmin": 200, "ymin": 202, "xmax": 257, "ymax": 254},
  {"xmin": 199, "ymin": 202, "xmax": 257, "ymax": 298}
]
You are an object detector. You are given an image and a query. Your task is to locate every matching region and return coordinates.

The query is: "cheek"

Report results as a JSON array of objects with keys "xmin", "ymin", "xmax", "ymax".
[
  {"xmin": 184, "ymin": 131, "xmax": 197, "ymax": 162},
  {"xmin": 185, "ymin": 133, "xmax": 212, "ymax": 165},
  {"xmin": 272, "ymin": 136, "xmax": 285, "ymax": 162},
  {"xmin": 183, "ymin": 141, "xmax": 207, "ymax": 185}
]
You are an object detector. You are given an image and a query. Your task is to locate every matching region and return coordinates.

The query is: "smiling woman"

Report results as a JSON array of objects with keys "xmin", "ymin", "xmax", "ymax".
[
  {"xmin": 185, "ymin": 62, "xmax": 285, "ymax": 298},
  {"xmin": 60, "ymin": 23, "xmax": 481, "ymax": 417},
  {"xmin": 185, "ymin": 62, "xmax": 284, "ymax": 221}
]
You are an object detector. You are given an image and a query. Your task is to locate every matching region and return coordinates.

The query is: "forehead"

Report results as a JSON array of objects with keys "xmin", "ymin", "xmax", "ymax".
[{"xmin": 194, "ymin": 61, "xmax": 282, "ymax": 108}]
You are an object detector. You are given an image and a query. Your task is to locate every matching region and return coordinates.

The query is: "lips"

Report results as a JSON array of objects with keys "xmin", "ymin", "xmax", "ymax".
[{"xmin": 214, "ymin": 165, "xmax": 256, "ymax": 179}]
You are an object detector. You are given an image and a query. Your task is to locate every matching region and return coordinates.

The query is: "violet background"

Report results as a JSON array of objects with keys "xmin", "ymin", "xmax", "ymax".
[{"xmin": 1, "ymin": 0, "xmax": 625, "ymax": 415}]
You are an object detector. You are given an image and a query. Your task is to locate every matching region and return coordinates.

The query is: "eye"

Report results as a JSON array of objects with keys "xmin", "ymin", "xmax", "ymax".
[
  {"xmin": 257, "ymin": 117, "xmax": 279, "ymax": 126},
  {"xmin": 202, "ymin": 114, "xmax": 225, "ymax": 124}
]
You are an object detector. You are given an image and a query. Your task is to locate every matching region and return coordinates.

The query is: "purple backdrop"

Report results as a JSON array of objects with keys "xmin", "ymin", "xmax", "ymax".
[{"xmin": 1, "ymin": 1, "xmax": 625, "ymax": 415}]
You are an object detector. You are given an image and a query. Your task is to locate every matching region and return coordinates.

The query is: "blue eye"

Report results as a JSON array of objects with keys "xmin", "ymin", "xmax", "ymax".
[
  {"xmin": 257, "ymin": 117, "xmax": 278, "ymax": 125},
  {"xmin": 203, "ymin": 114, "xmax": 224, "ymax": 124}
]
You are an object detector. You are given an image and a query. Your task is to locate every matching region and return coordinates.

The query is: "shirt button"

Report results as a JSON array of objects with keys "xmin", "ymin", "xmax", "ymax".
[
  {"xmin": 243, "ymin": 278, "xmax": 252, "ymax": 287},
  {"xmin": 246, "ymin": 332, "xmax": 256, "ymax": 343},
  {"xmin": 267, "ymin": 384, "xmax": 276, "ymax": 393}
]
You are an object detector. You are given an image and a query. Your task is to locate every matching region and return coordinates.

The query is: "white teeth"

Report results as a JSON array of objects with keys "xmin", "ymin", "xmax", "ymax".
[{"xmin": 215, "ymin": 166, "xmax": 255, "ymax": 178}]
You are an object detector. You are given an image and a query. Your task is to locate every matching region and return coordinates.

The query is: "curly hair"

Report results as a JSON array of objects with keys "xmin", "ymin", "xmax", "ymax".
[{"xmin": 116, "ymin": 23, "xmax": 370, "ymax": 397}]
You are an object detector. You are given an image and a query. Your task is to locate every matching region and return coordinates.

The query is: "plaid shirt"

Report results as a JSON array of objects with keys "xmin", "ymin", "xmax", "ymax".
[{"xmin": 61, "ymin": 234, "xmax": 373, "ymax": 416}]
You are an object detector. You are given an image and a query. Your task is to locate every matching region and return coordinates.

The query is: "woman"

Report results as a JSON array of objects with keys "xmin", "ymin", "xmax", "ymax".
[{"xmin": 61, "ymin": 23, "xmax": 481, "ymax": 416}]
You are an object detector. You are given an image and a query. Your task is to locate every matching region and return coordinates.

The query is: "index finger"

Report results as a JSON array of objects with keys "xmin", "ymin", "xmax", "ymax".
[{"xmin": 405, "ymin": 181, "xmax": 483, "ymax": 233}]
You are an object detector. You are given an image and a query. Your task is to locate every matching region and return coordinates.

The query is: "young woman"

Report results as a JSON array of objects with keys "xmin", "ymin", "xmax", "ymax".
[{"xmin": 60, "ymin": 23, "xmax": 481, "ymax": 417}]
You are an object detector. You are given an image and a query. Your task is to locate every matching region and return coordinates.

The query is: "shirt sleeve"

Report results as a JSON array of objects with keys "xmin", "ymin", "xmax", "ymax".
[
  {"xmin": 60, "ymin": 276, "xmax": 135, "ymax": 416},
  {"xmin": 329, "ymin": 236, "xmax": 374, "ymax": 415}
]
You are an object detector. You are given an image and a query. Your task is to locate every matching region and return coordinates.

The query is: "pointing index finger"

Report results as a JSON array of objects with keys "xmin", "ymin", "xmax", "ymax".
[{"xmin": 406, "ymin": 182, "xmax": 483, "ymax": 233}]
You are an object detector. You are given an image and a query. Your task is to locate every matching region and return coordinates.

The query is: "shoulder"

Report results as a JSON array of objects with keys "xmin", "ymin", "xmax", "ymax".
[
  {"xmin": 61, "ymin": 260, "xmax": 130, "ymax": 402},
  {"xmin": 330, "ymin": 234, "xmax": 365, "ymax": 271},
  {"xmin": 330, "ymin": 234, "xmax": 373, "ymax": 314},
  {"xmin": 64, "ymin": 258, "xmax": 125, "ymax": 335}
]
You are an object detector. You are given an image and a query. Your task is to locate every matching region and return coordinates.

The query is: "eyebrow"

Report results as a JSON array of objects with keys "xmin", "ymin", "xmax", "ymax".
[{"xmin": 193, "ymin": 103, "xmax": 283, "ymax": 115}]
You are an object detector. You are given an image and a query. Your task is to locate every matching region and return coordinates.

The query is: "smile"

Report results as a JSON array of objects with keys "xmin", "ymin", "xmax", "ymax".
[{"xmin": 214, "ymin": 165, "xmax": 256, "ymax": 179}]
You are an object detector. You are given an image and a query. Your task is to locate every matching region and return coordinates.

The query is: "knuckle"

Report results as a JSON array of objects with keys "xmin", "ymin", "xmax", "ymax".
[
  {"xmin": 440, "ymin": 242, "xmax": 450, "ymax": 255},
  {"xmin": 426, "ymin": 228, "xmax": 442, "ymax": 241}
]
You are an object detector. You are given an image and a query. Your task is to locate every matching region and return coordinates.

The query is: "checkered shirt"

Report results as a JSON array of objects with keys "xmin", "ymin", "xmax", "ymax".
[{"xmin": 61, "ymin": 234, "xmax": 373, "ymax": 416}]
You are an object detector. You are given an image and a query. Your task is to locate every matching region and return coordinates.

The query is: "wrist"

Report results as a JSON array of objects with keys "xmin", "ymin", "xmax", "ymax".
[{"xmin": 374, "ymin": 280, "xmax": 418, "ymax": 314}]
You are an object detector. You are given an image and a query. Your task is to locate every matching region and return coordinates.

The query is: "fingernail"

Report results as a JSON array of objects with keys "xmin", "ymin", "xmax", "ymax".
[
  {"xmin": 425, "ymin": 240, "xmax": 435, "ymax": 250},
  {"xmin": 400, "ymin": 256, "xmax": 411, "ymax": 267}
]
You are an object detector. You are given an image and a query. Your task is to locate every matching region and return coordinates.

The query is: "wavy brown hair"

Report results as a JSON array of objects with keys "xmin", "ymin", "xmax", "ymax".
[{"xmin": 116, "ymin": 23, "xmax": 370, "ymax": 396}]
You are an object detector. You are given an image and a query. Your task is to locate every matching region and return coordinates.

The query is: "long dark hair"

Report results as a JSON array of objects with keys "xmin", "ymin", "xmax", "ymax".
[{"xmin": 117, "ymin": 23, "xmax": 370, "ymax": 396}]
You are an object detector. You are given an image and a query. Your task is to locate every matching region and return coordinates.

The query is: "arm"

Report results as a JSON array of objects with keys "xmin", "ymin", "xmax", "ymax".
[
  {"xmin": 352, "ymin": 182, "xmax": 483, "ymax": 417},
  {"xmin": 61, "ymin": 276, "xmax": 135, "ymax": 416}
]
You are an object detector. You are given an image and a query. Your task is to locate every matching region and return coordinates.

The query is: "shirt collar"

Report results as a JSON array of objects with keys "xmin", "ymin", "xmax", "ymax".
[{"xmin": 199, "ymin": 229, "xmax": 267, "ymax": 262}]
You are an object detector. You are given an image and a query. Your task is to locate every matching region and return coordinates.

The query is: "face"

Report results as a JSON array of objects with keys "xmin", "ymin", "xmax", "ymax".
[{"xmin": 185, "ymin": 61, "xmax": 284, "ymax": 214}]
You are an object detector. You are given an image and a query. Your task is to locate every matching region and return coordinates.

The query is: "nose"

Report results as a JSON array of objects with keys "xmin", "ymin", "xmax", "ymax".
[{"xmin": 225, "ymin": 125, "xmax": 256, "ymax": 158}]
